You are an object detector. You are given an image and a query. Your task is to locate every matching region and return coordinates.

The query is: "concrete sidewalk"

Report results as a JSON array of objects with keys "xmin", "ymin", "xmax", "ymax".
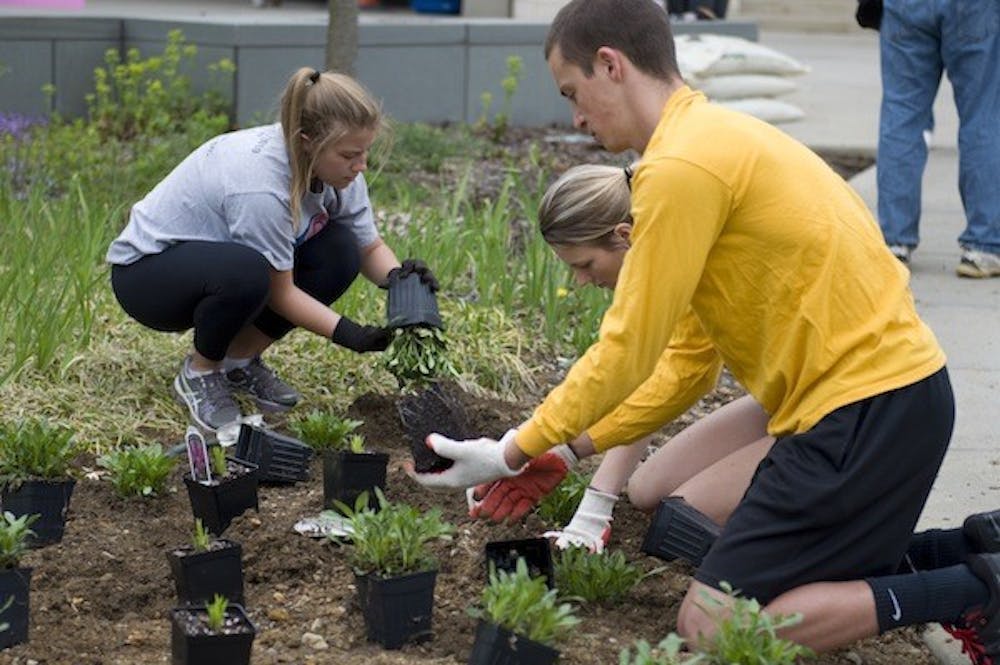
[{"xmin": 765, "ymin": 30, "xmax": 999, "ymax": 665}]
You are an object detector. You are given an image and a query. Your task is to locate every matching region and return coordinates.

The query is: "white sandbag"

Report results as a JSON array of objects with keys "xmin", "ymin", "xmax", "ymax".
[
  {"xmin": 717, "ymin": 98, "xmax": 805, "ymax": 124},
  {"xmin": 676, "ymin": 34, "xmax": 810, "ymax": 77},
  {"xmin": 691, "ymin": 74, "xmax": 798, "ymax": 100}
]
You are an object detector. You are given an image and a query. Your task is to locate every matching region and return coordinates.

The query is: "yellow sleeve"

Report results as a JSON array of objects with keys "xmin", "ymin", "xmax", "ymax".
[
  {"xmin": 586, "ymin": 310, "xmax": 722, "ymax": 452},
  {"xmin": 517, "ymin": 158, "xmax": 732, "ymax": 456}
]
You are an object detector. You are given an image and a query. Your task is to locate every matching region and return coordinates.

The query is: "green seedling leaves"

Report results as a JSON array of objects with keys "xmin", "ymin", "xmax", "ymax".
[{"xmin": 290, "ymin": 412, "xmax": 363, "ymax": 452}]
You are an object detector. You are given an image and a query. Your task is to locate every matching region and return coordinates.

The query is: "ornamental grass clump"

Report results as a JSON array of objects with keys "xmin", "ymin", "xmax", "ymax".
[
  {"xmin": 474, "ymin": 558, "xmax": 579, "ymax": 646},
  {"xmin": 0, "ymin": 418, "xmax": 78, "ymax": 489},
  {"xmin": 290, "ymin": 412, "xmax": 363, "ymax": 452},
  {"xmin": 97, "ymin": 444, "xmax": 175, "ymax": 497},
  {"xmin": 554, "ymin": 546, "xmax": 646, "ymax": 605},
  {"xmin": 338, "ymin": 489, "xmax": 454, "ymax": 577}
]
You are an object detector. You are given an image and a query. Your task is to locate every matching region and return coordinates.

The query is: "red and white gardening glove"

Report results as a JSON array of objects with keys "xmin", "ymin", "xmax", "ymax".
[
  {"xmin": 467, "ymin": 445, "xmax": 578, "ymax": 522},
  {"xmin": 543, "ymin": 487, "xmax": 618, "ymax": 553},
  {"xmin": 408, "ymin": 429, "xmax": 522, "ymax": 489}
]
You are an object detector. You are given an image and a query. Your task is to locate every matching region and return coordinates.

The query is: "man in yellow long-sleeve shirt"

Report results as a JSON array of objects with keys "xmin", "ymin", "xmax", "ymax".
[{"xmin": 411, "ymin": 0, "xmax": 999, "ymax": 660}]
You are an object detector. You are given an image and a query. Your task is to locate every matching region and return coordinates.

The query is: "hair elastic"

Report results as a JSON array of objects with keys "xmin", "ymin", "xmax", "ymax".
[
  {"xmin": 623, "ymin": 164, "xmax": 634, "ymax": 189},
  {"xmin": 308, "ymin": 69, "xmax": 321, "ymax": 85}
]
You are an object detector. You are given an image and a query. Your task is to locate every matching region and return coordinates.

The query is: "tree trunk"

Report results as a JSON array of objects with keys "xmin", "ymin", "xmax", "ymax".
[{"xmin": 326, "ymin": 0, "xmax": 359, "ymax": 76}]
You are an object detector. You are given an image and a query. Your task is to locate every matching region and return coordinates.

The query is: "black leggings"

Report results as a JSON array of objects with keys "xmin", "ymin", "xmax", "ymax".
[{"xmin": 111, "ymin": 222, "xmax": 361, "ymax": 361}]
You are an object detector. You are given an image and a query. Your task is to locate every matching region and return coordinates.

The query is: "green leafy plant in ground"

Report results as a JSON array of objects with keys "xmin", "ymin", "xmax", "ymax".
[
  {"xmin": 204, "ymin": 594, "xmax": 228, "ymax": 632},
  {"xmin": 0, "ymin": 418, "xmax": 78, "ymax": 489},
  {"xmin": 619, "ymin": 634, "xmax": 700, "ymax": 665},
  {"xmin": 618, "ymin": 583, "xmax": 813, "ymax": 665},
  {"xmin": 477, "ymin": 55, "xmax": 524, "ymax": 143},
  {"xmin": 0, "ymin": 512, "xmax": 38, "ymax": 569},
  {"xmin": 536, "ymin": 468, "xmax": 591, "ymax": 526},
  {"xmin": 97, "ymin": 444, "xmax": 175, "ymax": 497},
  {"xmin": 289, "ymin": 412, "xmax": 363, "ymax": 452},
  {"xmin": 472, "ymin": 558, "xmax": 579, "ymax": 646},
  {"xmin": 696, "ymin": 582, "xmax": 813, "ymax": 664},
  {"xmin": 337, "ymin": 489, "xmax": 454, "ymax": 577},
  {"xmin": 554, "ymin": 546, "xmax": 647, "ymax": 605}
]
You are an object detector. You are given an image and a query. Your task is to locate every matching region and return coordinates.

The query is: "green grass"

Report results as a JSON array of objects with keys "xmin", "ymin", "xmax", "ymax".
[{"xmin": 0, "ymin": 35, "xmax": 611, "ymax": 453}]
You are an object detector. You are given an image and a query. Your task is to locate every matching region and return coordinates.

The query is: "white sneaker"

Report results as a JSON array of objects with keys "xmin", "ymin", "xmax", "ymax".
[
  {"xmin": 957, "ymin": 249, "xmax": 1000, "ymax": 278},
  {"xmin": 888, "ymin": 244, "xmax": 912, "ymax": 264}
]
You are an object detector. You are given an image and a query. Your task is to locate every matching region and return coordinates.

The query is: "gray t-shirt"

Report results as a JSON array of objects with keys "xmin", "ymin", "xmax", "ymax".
[{"xmin": 106, "ymin": 123, "xmax": 379, "ymax": 271}]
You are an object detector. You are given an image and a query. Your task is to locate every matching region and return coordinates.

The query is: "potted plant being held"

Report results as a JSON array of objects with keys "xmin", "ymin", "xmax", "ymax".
[
  {"xmin": 167, "ymin": 518, "xmax": 245, "ymax": 606},
  {"xmin": 468, "ymin": 558, "xmax": 579, "ymax": 665},
  {"xmin": 0, "ymin": 419, "xmax": 78, "ymax": 547},
  {"xmin": 0, "ymin": 512, "xmax": 37, "ymax": 650},
  {"xmin": 384, "ymin": 326, "xmax": 467, "ymax": 473},
  {"xmin": 170, "ymin": 593, "xmax": 255, "ymax": 665},
  {"xmin": 291, "ymin": 412, "xmax": 388, "ymax": 512},
  {"xmin": 337, "ymin": 489, "xmax": 454, "ymax": 649}
]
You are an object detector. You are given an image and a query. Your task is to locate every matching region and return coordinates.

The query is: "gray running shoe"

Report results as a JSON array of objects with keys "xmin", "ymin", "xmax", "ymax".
[
  {"xmin": 226, "ymin": 357, "xmax": 300, "ymax": 411},
  {"xmin": 173, "ymin": 364, "xmax": 242, "ymax": 431}
]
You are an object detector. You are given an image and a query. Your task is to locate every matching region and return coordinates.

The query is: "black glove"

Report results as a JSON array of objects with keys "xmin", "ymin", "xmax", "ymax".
[
  {"xmin": 855, "ymin": 0, "xmax": 882, "ymax": 30},
  {"xmin": 388, "ymin": 258, "xmax": 439, "ymax": 293},
  {"xmin": 331, "ymin": 317, "xmax": 391, "ymax": 353}
]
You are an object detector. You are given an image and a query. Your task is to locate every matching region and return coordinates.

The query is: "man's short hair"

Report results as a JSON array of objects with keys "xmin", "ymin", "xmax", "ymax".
[{"xmin": 544, "ymin": 0, "xmax": 679, "ymax": 80}]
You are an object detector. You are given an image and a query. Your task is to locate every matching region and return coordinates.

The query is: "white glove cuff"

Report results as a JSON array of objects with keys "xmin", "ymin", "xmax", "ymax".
[
  {"xmin": 550, "ymin": 444, "xmax": 579, "ymax": 469},
  {"xmin": 576, "ymin": 486, "xmax": 619, "ymax": 518}
]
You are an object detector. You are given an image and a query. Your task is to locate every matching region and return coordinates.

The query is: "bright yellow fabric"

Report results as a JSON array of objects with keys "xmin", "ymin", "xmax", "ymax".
[
  {"xmin": 517, "ymin": 86, "xmax": 945, "ymax": 457},
  {"xmin": 586, "ymin": 309, "xmax": 721, "ymax": 451}
]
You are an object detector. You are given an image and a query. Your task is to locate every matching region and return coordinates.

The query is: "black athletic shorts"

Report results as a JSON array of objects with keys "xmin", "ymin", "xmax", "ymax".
[{"xmin": 695, "ymin": 366, "xmax": 954, "ymax": 604}]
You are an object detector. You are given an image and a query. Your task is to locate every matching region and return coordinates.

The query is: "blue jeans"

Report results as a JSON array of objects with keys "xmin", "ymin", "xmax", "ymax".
[{"xmin": 877, "ymin": 0, "xmax": 1000, "ymax": 253}]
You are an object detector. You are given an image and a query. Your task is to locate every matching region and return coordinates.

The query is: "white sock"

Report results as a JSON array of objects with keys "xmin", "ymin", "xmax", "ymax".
[
  {"xmin": 222, "ymin": 356, "xmax": 254, "ymax": 372},
  {"xmin": 184, "ymin": 356, "xmax": 217, "ymax": 378}
]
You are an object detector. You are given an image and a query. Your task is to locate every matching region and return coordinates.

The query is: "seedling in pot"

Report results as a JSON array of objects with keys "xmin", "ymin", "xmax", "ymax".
[
  {"xmin": 0, "ymin": 418, "xmax": 80, "ymax": 546},
  {"xmin": 337, "ymin": 489, "xmax": 454, "ymax": 577},
  {"xmin": 97, "ymin": 444, "xmax": 176, "ymax": 498},
  {"xmin": 204, "ymin": 594, "xmax": 227, "ymax": 632},
  {"xmin": 0, "ymin": 511, "xmax": 37, "ymax": 649},
  {"xmin": 169, "ymin": 519, "xmax": 245, "ymax": 606},
  {"xmin": 338, "ymin": 489, "xmax": 454, "ymax": 649},
  {"xmin": 191, "ymin": 518, "xmax": 212, "ymax": 552},
  {"xmin": 209, "ymin": 445, "xmax": 227, "ymax": 479},
  {"xmin": 384, "ymin": 326, "xmax": 457, "ymax": 389},
  {"xmin": 468, "ymin": 558, "xmax": 579, "ymax": 664},
  {"xmin": 290, "ymin": 412, "xmax": 363, "ymax": 452}
]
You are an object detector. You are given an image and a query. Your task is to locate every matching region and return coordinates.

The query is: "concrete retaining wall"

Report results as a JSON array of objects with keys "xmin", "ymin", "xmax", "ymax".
[{"xmin": 0, "ymin": 16, "xmax": 757, "ymax": 126}]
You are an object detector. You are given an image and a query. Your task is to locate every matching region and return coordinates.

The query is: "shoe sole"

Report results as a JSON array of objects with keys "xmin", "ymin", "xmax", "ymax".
[
  {"xmin": 173, "ymin": 375, "xmax": 225, "ymax": 432},
  {"xmin": 250, "ymin": 395, "xmax": 298, "ymax": 413},
  {"xmin": 957, "ymin": 264, "xmax": 1000, "ymax": 278}
]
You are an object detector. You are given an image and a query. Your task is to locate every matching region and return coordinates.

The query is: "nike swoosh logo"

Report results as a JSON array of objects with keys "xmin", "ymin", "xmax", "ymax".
[{"xmin": 888, "ymin": 589, "xmax": 902, "ymax": 621}]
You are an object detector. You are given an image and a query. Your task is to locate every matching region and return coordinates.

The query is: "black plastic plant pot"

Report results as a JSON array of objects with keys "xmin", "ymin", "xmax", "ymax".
[
  {"xmin": 170, "ymin": 603, "xmax": 255, "ymax": 665},
  {"xmin": 387, "ymin": 271, "xmax": 442, "ymax": 330},
  {"xmin": 167, "ymin": 539, "xmax": 245, "ymax": 606},
  {"xmin": 640, "ymin": 496, "xmax": 721, "ymax": 567},
  {"xmin": 323, "ymin": 449, "xmax": 389, "ymax": 513},
  {"xmin": 398, "ymin": 383, "xmax": 469, "ymax": 473},
  {"xmin": 355, "ymin": 569, "xmax": 437, "ymax": 650},
  {"xmin": 468, "ymin": 619, "xmax": 560, "ymax": 665},
  {"xmin": 0, "ymin": 567, "xmax": 31, "ymax": 650},
  {"xmin": 184, "ymin": 459, "xmax": 259, "ymax": 537},
  {"xmin": 1, "ymin": 479, "xmax": 76, "ymax": 547},
  {"xmin": 234, "ymin": 424, "xmax": 312, "ymax": 484},
  {"xmin": 484, "ymin": 538, "xmax": 555, "ymax": 589}
]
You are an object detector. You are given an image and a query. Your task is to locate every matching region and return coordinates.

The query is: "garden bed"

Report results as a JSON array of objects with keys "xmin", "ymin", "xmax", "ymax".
[{"xmin": 4, "ymin": 380, "xmax": 932, "ymax": 665}]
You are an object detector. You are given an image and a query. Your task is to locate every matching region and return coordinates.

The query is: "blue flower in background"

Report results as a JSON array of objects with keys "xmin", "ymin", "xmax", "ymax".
[{"xmin": 0, "ymin": 113, "xmax": 48, "ymax": 141}]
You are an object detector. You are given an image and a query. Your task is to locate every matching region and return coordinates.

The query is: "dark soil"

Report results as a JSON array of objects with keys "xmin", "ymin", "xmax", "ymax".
[{"xmin": 3, "ymin": 382, "xmax": 932, "ymax": 665}]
